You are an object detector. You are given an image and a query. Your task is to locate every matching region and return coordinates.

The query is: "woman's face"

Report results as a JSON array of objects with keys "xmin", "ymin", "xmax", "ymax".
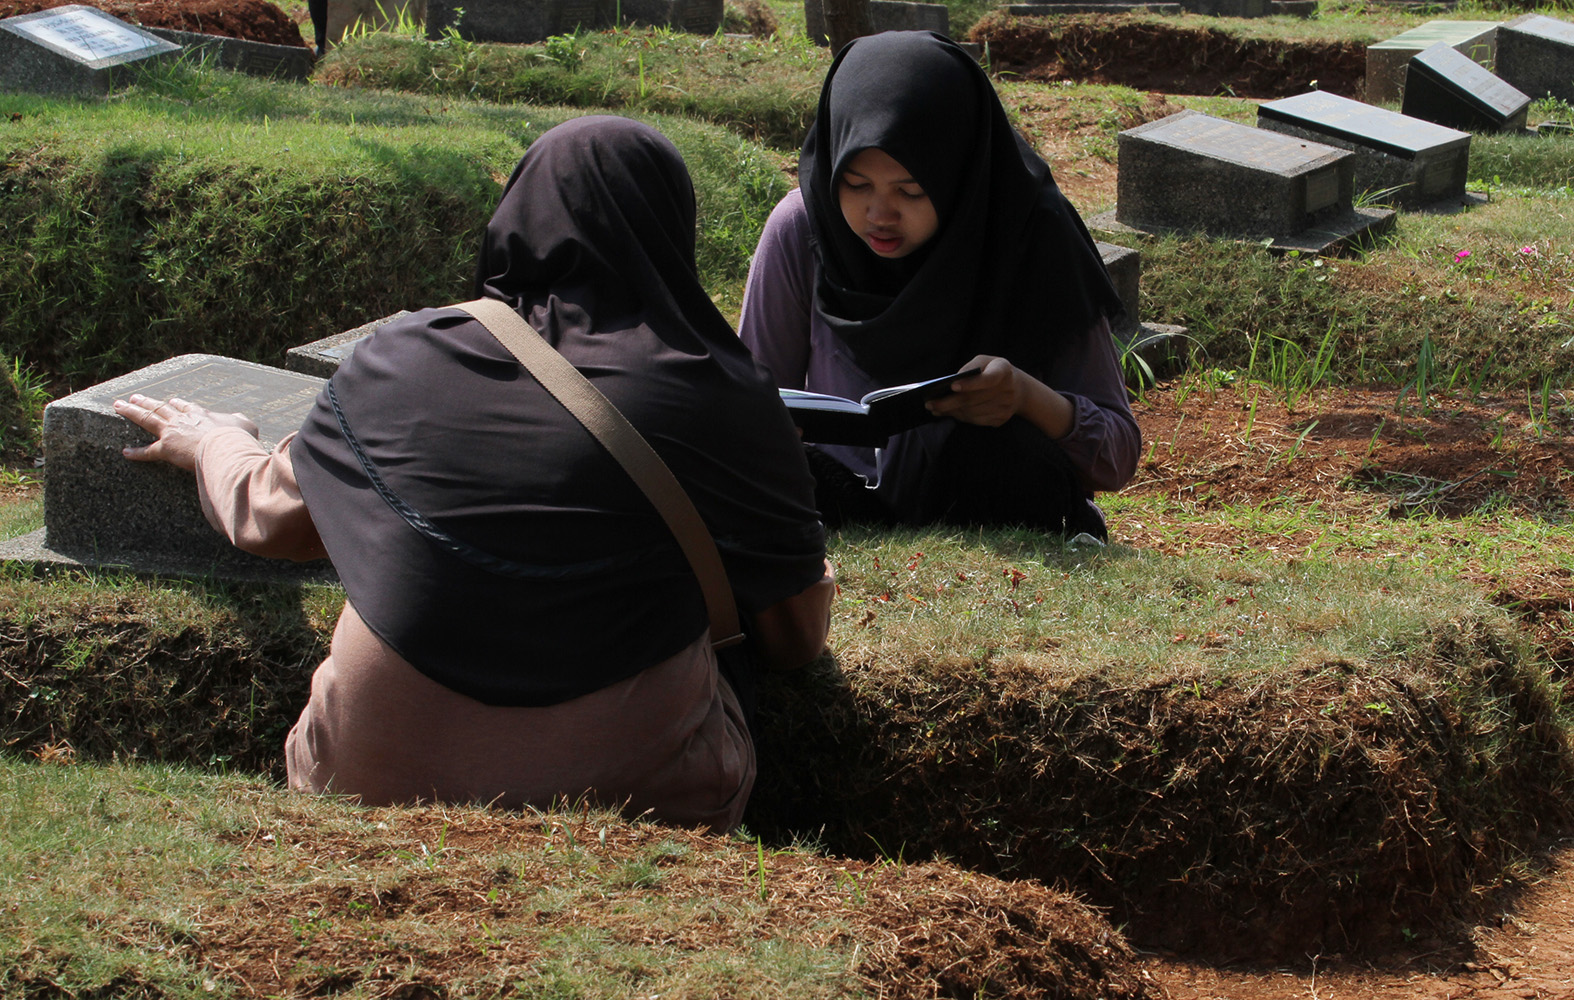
[{"xmin": 837, "ymin": 148, "xmax": 939, "ymax": 260}]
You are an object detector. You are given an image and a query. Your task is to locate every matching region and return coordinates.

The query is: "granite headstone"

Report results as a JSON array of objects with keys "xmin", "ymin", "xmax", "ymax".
[
  {"xmin": 1103, "ymin": 110, "xmax": 1394, "ymax": 253},
  {"xmin": 805, "ymin": 0, "xmax": 948, "ymax": 44},
  {"xmin": 1257, "ymin": 91, "xmax": 1471, "ymax": 208},
  {"xmin": 1364, "ymin": 20, "xmax": 1499, "ymax": 105},
  {"xmin": 1495, "ymin": 13, "xmax": 1574, "ymax": 105},
  {"xmin": 144, "ymin": 26, "xmax": 314, "ymax": 81},
  {"xmin": 0, "ymin": 5, "xmax": 179, "ymax": 98},
  {"xmin": 10, "ymin": 355, "xmax": 332, "ymax": 581},
  {"xmin": 1402, "ymin": 42, "xmax": 1530, "ymax": 133},
  {"xmin": 287, "ymin": 311, "xmax": 411, "ymax": 377}
]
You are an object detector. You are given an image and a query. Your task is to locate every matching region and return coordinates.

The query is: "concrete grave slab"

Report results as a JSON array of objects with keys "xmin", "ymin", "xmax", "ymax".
[
  {"xmin": 287, "ymin": 311, "xmax": 411, "ymax": 377},
  {"xmin": 1101, "ymin": 110, "xmax": 1394, "ymax": 254},
  {"xmin": 1495, "ymin": 13, "xmax": 1574, "ymax": 104},
  {"xmin": 1097, "ymin": 242, "xmax": 1188, "ymax": 385},
  {"xmin": 0, "ymin": 356, "xmax": 333, "ymax": 583},
  {"xmin": 427, "ymin": 0, "xmax": 719, "ymax": 43},
  {"xmin": 1256, "ymin": 91, "xmax": 1472, "ymax": 208},
  {"xmin": 805, "ymin": 0, "xmax": 948, "ymax": 44},
  {"xmin": 0, "ymin": 5, "xmax": 179, "ymax": 98},
  {"xmin": 1402, "ymin": 42, "xmax": 1530, "ymax": 133},
  {"xmin": 1365, "ymin": 20, "xmax": 1499, "ymax": 104},
  {"xmin": 144, "ymin": 26, "xmax": 314, "ymax": 81}
]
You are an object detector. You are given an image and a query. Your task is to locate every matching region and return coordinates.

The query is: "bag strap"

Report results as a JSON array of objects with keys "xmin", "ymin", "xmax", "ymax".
[{"xmin": 453, "ymin": 298, "xmax": 745, "ymax": 650}]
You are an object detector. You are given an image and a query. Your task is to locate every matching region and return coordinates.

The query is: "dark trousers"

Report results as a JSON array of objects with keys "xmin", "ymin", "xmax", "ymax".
[{"xmin": 806, "ymin": 419, "xmax": 1106, "ymax": 538}]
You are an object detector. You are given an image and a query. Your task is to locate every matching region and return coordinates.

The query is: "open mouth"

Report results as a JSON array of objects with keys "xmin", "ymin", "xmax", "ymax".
[{"xmin": 867, "ymin": 233, "xmax": 901, "ymax": 254}]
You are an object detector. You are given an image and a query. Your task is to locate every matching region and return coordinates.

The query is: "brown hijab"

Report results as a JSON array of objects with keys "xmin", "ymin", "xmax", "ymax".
[{"xmin": 291, "ymin": 116, "xmax": 825, "ymax": 707}]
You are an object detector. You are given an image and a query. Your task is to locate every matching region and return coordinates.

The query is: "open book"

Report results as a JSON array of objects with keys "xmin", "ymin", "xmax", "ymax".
[{"xmin": 780, "ymin": 368, "xmax": 980, "ymax": 447}]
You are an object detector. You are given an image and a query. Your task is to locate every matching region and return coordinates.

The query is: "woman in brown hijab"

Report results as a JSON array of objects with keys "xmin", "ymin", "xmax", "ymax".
[{"xmin": 115, "ymin": 116, "xmax": 833, "ymax": 830}]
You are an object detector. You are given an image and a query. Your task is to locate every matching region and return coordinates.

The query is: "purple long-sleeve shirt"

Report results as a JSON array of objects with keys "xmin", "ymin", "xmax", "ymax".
[{"xmin": 738, "ymin": 189, "xmax": 1140, "ymax": 495}]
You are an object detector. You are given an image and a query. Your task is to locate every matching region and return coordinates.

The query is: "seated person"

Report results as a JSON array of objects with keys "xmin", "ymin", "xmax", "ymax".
[
  {"xmin": 739, "ymin": 32, "xmax": 1140, "ymax": 536},
  {"xmin": 117, "ymin": 116, "xmax": 834, "ymax": 831}
]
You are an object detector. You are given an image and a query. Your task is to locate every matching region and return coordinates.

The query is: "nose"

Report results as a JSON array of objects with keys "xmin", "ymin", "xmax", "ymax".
[{"xmin": 866, "ymin": 191, "xmax": 899, "ymax": 225}]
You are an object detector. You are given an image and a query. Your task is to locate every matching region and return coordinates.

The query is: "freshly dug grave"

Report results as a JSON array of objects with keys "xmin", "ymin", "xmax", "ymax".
[
  {"xmin": 748, "ymin": 613, "xmax": 1572, "ymax": 962},
  {"xmin": 5, "ymin": 764, "xmax": 1157, "ymax": 1000},
  {"xmin": 972, "ymin": 12, "xmax": 1369, "ymax": 99},
  {"xmin": 0, "ymin": 0, "xmax": 308, "ymax": 47}
]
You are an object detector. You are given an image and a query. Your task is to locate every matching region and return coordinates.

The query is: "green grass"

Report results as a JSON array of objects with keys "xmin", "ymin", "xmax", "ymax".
[{"xmin": 0, "ymin": 61, "xmax": 788, "ymax": 386}]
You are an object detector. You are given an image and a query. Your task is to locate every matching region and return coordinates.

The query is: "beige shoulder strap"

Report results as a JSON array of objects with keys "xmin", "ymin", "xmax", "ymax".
[{"xmin": 453, "ymin": 298, "xmax": 744, "ymax": 650}]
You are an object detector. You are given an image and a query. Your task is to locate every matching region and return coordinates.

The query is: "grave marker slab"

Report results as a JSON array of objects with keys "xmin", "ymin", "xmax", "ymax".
[
  {"xmin": 805, "ymin": 0, "xmax": 948, "ymax": 44},
  {"xmin": 1106, "ymin": 111, "xmax": 1393, "ymax": 253},
  {"xmin": 1365, "ymin": 20, "xmax": 1499, "ymax": 104},
  {"xmin": 1403, "ymin": 42, "xmax": 1530, "ymax": 133},
  {"xmin": 1097, "ymin": 242, "xmax": 1187, "ymax": 385},
  {"xmin": 0, "ymin": 5, "xmax": 179, "ymax": 98},
  {"xmin": 4, "ymin": 355, "xmax": 333, "ymax": 581},
  {"xmin": 287, "ymin": 311, "xmax": 411, "ymax": 377},
  {"xmin": 427, "ymin": 0, "xmax": 717, "ymax": 43},
  {"xmin": 1257, "ymin": 91, "xmax": 1471, "ymax": 207},
  {"xmin": 144, "ymin": 27, "xmax": 314, "ymax": 81},
  {"xmin": 1495, "ymin": 13, "xmax": 1574, "ymax": 104}
]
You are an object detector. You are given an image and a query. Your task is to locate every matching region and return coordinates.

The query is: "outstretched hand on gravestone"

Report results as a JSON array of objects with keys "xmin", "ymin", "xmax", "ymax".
[{"xmin": 113, "ymin": 393, "xmax": 260, "ymax": 472}]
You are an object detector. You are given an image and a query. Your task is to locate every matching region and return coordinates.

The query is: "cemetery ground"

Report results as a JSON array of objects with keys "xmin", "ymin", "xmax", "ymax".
[{"xmin": 3, "ymin": 1, "xmax": 1574, "ymax": 997}]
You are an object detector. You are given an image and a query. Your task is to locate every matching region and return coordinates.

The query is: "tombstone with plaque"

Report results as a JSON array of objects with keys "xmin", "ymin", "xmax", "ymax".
[
  {"xmin": 1098, "ymin": 110, "xmax": 1395, "ymax": 255},
  {"xmin": 0, "ymin": 356, "xmax": 333, "ymax": 581},
  {"xmin": 1256, "ymin": 91, "xmax": 1472, "ymax": 208},
  {"xmin": 144, "ymin": 26, "xmax": 315, "ymax": 82},
  {"xmin": 1097, "ymin": 242, "xmax": 1188, "ymax": 384},
  {"xmin": 426, "ymin": 0, "xmax": 719, "ymax": 43},
  {"xmin": 287, "ymin": 311, "xmax": 411, "ymax": 377},
  {"xmin": 805, "ymin": 0, "xmax": 948, "ymax": 44},
  {"xmin": 1364, "ymin": 20, "xmax": 1500, "ymax": 105},
  {"xmin": 1495, "ymin": 13, "xmax": 1574, "ymax": 105},
  {"xmin": 0, "ymin": 5, "xmax": 179, "ymax": 98},
  {"xmin": 1402, "ymin": 42, "xmax": 1531, "ymax": 133}
]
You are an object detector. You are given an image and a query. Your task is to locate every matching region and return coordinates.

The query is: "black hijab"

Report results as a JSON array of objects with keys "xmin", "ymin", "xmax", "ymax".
[
  {"xmin": 800, "ymin": 31, "xmax": 1124, "ymax": 386},
  {"xmin": 291, "ymin": 116, "xmax": 825, "ymax": 707}
]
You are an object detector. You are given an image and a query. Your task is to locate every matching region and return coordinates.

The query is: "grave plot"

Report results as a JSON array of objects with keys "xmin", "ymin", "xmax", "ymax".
[
  {"xmin": 1092, "ymin": 109, "xmax": 1395, "ymax": 255},
  {"xmin": 1403, "ymin": 41, "xmax": 1532, "ymax": 134},
  {"xmin": 0, "ymin": 3, "xmax": 178, "ymax": 96},
  {"xmin": 1256, "ymin": 90, "xmax": 1473, "ymax": 209}
]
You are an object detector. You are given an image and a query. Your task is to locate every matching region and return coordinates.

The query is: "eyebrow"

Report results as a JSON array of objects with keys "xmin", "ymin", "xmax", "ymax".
[{"xmin": 841, "ymin": 168, "xmax": 923, "ymax": 186}]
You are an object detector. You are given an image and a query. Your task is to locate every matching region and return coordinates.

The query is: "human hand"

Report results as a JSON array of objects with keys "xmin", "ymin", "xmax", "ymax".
[
  {"xmin": 113, "ymin": 394, "xmax": 259, "ymax": 472},
  {"xmin": 925, "ymin": 355, "xmax": 1020, "ymax": 427}
]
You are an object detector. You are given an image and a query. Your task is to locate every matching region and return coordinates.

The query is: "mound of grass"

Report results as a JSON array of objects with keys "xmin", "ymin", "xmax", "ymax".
[
  {"xmin": 4, "ymin": 531, "xmax": 1569, "ymax": 962},
  {"xmin": 747, "ymin": 534, "xmax": 1574, "ymax": 959},
  {"xmin": 0, "ymin": 63, "xmax": 788, "ymax": 388},
  {"xmin": 318, "ymin": 25, "xmax": 828, "ymax": 150},
  {"xmin": 0, "ymin": 757, "xmax": 1154, "ymax": 999}
]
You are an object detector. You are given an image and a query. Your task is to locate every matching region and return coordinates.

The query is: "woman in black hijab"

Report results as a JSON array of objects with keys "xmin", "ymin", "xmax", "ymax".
[
  {"xmin": 738, "ymin": 31, "xmax": 1140, "ymax": 537},
  {"xmin": 116, "ymin": 116, "xmax": 833, "ymax": 829}
]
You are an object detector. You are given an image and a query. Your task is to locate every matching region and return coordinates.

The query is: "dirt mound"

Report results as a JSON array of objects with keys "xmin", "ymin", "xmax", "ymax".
[
  {"xmin": 973, "ymin": 13, "xmax": 1368, "ymax": 99},
  {"xmin": 0, "ymin": 0, "xmax": 308, "ymax": 48}
]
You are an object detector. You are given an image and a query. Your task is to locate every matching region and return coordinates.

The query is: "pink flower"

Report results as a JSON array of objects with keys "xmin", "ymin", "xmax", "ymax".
[
  {"xmin": 1519, "ymin": 246, "xmax": 1538, "ymax": 256},
  {"xmin": 1454, "ymin": 250, "xmax": 1471, "ymax": 261}
]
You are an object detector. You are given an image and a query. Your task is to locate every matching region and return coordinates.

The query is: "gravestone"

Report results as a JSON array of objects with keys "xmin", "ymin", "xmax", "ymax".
[
  {"xmin": 0, "ymin": 5, "xmax": 179, "ymax": 98},
  {"xmin": 287, "ymin": 311, "xmax": 411, "ymax": 377},
  {"xmin": 1402, "ymin": 42, "xmax": 1530, "ymax": 133},
  {"xmin": 805, "ymin": 0, "xmax": 947, "ymax": 45},
  {"xmin": 1099, "ymin": 110, "xmax": 1394, "ymax": 255},
  {"xmin": 1495, "ymin": 13, "xmax": 1574, "ymax": 105},
  {"xmin": 1097, "ymin": 242, "xmax": 1188, "ymax": 385},
  {"xmin": 427, "ymin": 0, "xmax": 719, "ymax": 43},
  {"xmin": 1365, "ymin": 20, "xmax": 1499, "ymax": 104},
  {"xmin": 1006, "ymin": 1, "xmax": 1182, "ymax": 15},
  {"xmin": 1256, "ymin": 91, "xmax": 1471, "ymax": 208},
  {"xmin": 144, "ymin": 27, "xmax": 315, "ymax": 81},
  {"xmin": 1, "ymin": 356, "xmax": 333, "ymax": 581}
]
